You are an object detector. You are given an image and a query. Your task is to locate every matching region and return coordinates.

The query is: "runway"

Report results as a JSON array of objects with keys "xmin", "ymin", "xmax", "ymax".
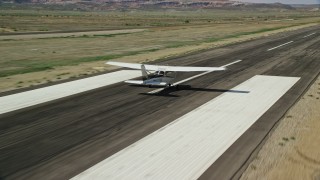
[
  {"xmin": 0, "ymin": 25, "xmax": 319, "ymax": 180},
  {"xmin": 72, "ymin": 75, "xmax": 299, "ymax": 179},
  {"xmin": 0, "ymin": 70, "xmax": 141, "ymax": 115}
]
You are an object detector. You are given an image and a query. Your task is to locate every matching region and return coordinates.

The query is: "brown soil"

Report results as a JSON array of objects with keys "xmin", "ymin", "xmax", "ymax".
[{"xmin": 240, "ymin": 75, "xmax": 320, "ymax": 180}]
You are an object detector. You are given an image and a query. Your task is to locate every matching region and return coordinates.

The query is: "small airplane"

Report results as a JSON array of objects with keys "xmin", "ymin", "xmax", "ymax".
[{"xmin": 107, "ymin": 60, "xmax": 241, "ymax": 87}]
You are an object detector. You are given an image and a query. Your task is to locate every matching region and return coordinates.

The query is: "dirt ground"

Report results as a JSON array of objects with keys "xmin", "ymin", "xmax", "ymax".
[
  {"xmin": 0, "ymin": 23, "xmax": 317, "ymax": 93},
  {"xmin": 240, "ymin": 75, "xmax": 320, "ymax": 180}
]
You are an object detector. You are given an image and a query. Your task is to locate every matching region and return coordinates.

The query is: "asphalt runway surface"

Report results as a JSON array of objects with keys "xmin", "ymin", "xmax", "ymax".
[{"xmin": 0, "ymin": 25, "xmax": 319, "ymax": 180}]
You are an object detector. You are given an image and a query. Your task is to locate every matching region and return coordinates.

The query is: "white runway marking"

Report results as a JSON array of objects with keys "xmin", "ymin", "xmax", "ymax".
[
  {"xmin": 0, "ymin": 70, "xmax": 140, "ymax": 115},
  {"xmin": 72, "ymin": 75, "xmax": 299, "ymax": 180},
  {"xmin": 148, "ymin": 60, "xmax": 242, "ymax": 94},
  {"xmin": 267, "ymin": 41, "xmax": 294, "ymax": 51},
  {"xmin": 303, "ymin": 32, "xmax": 316, "ymax": 38}
]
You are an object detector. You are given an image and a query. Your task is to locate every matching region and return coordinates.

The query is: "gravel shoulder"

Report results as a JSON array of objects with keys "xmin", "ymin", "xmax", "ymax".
[{"xmin": 240, "ymin": 75, "xmax": 320, "ymax": 180}]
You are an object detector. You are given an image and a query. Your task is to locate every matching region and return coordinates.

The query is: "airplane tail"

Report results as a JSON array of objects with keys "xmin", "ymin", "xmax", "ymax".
[{"xmin": 141, "ymin": 64, "xmax": 148, "ymax": 80}]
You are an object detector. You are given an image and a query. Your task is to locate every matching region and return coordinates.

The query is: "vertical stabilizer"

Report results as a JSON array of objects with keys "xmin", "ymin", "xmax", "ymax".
[{"xmin": 141, "ymin": 64, "xmax": 148, "ymax": 80}]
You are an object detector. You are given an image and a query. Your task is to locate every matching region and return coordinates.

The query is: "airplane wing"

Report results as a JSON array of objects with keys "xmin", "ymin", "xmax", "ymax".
[
  {"xmin": 107, "ymin": 61, "xmax": 226, "ymax": 72},
  {"xmin": 107, "ymin": 61, "xmax": 158, "ymax": 71},
  {"xmin": 162, "ymin": 66, "xmax": 225, "ymax": 72}
]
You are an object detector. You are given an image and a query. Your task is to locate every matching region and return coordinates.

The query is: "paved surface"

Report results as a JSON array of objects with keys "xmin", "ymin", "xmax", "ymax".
[
  {"xmin": 0, "ymin": 70, "xmax": 140, "ymax": 115},
  {"xmin": 72, "ymin": 75, "xmax": 299, "ymax": 180},
  {"xmin": 0, "ymin": 25, "xmax": 319, "ymax": 180}
]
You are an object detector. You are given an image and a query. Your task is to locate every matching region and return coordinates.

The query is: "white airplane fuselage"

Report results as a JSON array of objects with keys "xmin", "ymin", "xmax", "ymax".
[{"xmin": 144, "ymin": 76, "xmax": 174, "ymax": 86}]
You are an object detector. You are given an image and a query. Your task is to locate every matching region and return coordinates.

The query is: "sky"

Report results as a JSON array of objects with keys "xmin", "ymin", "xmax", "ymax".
[{"xmin": 237, "ymin": 0, "xmax": 319, "ymax": 4}]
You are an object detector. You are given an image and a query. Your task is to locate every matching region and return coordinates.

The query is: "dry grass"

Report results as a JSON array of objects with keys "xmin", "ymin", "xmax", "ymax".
[
  {"xmin": 0, "ymin": 23, "xmax": 317, "ymax": 93},
  {"xmin": 1, "ymin": 8, "xmax": 318, "ymax": 33},
  {"xmin": 240, "ymin": 76, "xmax": 320, "ymax": 180},
  {"xmin": 0, "ymin": 8, "xmax": 319, "ymax": 92}
]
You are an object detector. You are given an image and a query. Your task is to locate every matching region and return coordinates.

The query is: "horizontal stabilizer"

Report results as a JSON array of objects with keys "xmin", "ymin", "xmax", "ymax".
[
  {"xmin": 144, "ymin": 81, "xmax": 168, "ymax": 86},
  {"xmin": 124, "ymin": 80, "xmax": 144, "ymax": 85},
  {"xmin": 124, "ymin": 80, "xmax": 167, "ymax": 86}
]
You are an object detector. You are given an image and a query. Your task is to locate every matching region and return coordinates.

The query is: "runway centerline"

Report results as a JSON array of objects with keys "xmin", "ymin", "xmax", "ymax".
[
  {"xmin": 303, "ymin": 32, "xmax": 316, "ymax": 38},
  {"xmin": 267, "ymin": 41, "xmax": 294, "ymax": 51}
]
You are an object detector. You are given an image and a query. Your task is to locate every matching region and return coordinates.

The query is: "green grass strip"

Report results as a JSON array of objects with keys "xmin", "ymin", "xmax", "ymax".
[{"xmin": 0, "ymin": 48, "xmax": 159, "ymax": 77}]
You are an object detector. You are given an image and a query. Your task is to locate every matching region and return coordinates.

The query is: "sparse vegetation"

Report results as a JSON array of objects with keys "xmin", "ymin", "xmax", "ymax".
[
  {"xmin": 39, "ymin": 28, "xmax": 49, "ymax": 31},
  {"xmin": 0, "ymin": 22, "xmax": 315, "ymax": 79},
  {"xmin": 57, "ymin": 72, "xmax": 70, "ymax": 76},
  {"xmin": 0, "ymin": 7, "xmax": 319, "ymax": 92},
  {"xmin": 282, "ymin": 137, "xmax": 289, "ymax": 141},
  {"xmin": 0, "ymin": 48, "xmax": 161, "ymax": 78},
  {"xmin": 241, "ymin": 77, "xmax": 320, "ymax": 180}
]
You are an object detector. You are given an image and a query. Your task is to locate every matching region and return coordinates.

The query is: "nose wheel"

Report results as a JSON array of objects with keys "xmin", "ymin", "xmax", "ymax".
[{"xmin": 167, "ymin": 84, "xmax": 179, "ymax": 90}]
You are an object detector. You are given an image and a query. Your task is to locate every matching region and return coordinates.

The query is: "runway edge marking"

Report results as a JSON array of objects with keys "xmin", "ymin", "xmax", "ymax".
[{"xmin": 72, "ymin": 75, "xmax": 300, "ymax": 180}]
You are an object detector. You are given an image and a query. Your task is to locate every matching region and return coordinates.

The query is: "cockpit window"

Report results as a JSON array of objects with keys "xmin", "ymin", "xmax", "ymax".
[
  {"xmin": 153, "ymin": 71, "xmax": 175, "ymax": 78},
  {"xmin": 154, "ymin": 71, "xmax": 164, "ymax": 77},
  {"xmin": 165, "ymin": 71, "xmax": 176, "ymax": 78}
]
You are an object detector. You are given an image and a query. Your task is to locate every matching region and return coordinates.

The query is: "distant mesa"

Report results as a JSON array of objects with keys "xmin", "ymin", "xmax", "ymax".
[{"xmin": 1, "ymin": 0, "xmax": 302, "ymax": 10}]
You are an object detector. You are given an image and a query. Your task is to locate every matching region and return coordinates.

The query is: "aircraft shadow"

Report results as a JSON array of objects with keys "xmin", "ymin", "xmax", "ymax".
[
  {"xmin": 179, "ymin": 86, "xmax": 249, "ymax": 93},
  {"xmin": 140, "ymin": 92, "xmax": 180, "ymax": 97},
  {"xmin": 140, "ymin": 85, "xmax": 249, "ymax": 97}
]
